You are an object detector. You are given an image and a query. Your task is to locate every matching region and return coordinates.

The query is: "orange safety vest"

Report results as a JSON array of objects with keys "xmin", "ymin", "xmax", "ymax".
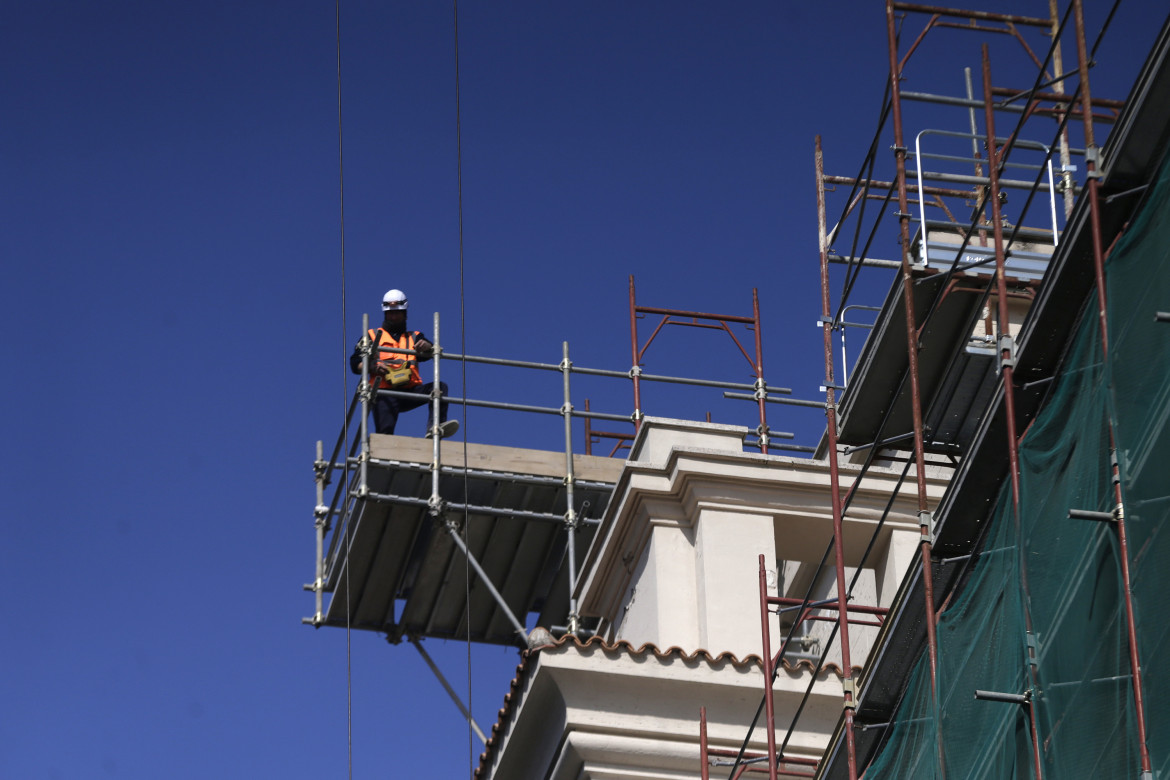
[{"xmin": 368, "ymin": 328, "xmax": 423, "ymax": 390}]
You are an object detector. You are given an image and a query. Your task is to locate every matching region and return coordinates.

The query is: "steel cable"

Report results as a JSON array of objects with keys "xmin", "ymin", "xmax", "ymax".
[
  {"xmin": 333, "ymin": 1, "xmax": 354, "ymax": 777},
  {"xmin": 451, "ymin": 1, "xmax": 476, "ymax": 775}
]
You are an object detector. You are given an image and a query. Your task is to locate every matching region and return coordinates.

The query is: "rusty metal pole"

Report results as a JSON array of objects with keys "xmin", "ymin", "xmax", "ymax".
[
  {"xmin": 758, "ymin": 555, "xmax": 779, "ymax": 780},
  {"xmin": 885, "ymin": 0, "xmax": 942, "ymax": 711},
  {"xmin": 700, "ymin": 707, "xmax": 711, "ymax": 780},
  {"xmin": 885, "ymin": 6, "xmax": 946, "ymax": 777},
  {"xmin": 982, "ymin": 44, "xmax": 1044, "ymax": 780},
  {"xmin": 752, "ymin": 288, "xmax": 769, "ymax": 454},
  {"xmin": 816, "ymin": 136, "xmax": 858, "ymax": 780},
  {"xmin": 583, "ymin": 399, "xmax": 593, "ymax": 456},
  {"xmin": 1072, "ymin": 2, "xmax": 1154, "ymax": 774},
  {"xmin": 628, "ymin": 275, "xmax": 643, "ymax": 433}
]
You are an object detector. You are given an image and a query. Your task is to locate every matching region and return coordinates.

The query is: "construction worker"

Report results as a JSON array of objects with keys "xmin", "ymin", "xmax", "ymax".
[{"xmin": 349, "ymin": 289, "xmax": 459, "ymax": 438}]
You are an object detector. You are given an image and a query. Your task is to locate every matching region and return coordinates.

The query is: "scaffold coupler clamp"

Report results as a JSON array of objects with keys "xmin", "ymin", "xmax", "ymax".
[
  {"xmin": 628, "ymin": 365, "xmax": 642, "ymax": 380},
  {"xmin": 919, "ymin": 510, "xmax": 934, "ymax": 545},
  {"xmin": 1084, "ymin": 145, "xmax": 1105, "ymax": 180},
  {"xmin": 358, "ymin": 381, "xmax": 373, "ymax": 403},
  {"xmin": 314, "ymin": 503, "xmax": 329, "ymax": 528},
  {"xmin": 754, "ymin": 377, "xmax": 767, "ymax": 401},
  {"xmin": 842, "ymin": 678, "xmax": 857, "ymax": 709},
  {"xmin": 1025, "ymin": 631, "xmax": 1039, "ymax": 661},
  {"xmin": 564, "ymin": 508, "xmax": 578, "ymax": 531},
  {"xmin": 997, "ymin": 334, "xmax": 1017, "ymax": 375},
  {"xmin": 755, "ymin": 424, "xmax": 770, "ymax": 450},
  {"xmin": 427, "ymin": 493, "xmax": 447, "ymax": 519}
]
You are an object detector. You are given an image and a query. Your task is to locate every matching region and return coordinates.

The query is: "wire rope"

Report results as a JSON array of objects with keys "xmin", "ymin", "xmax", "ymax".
[
  {"xmin": 451, "ymin": 1, "xmax": 476, "ymax": 775},
  {"xmin": 334, "ymin": 1, "xmax": 353, "ymax": 777}
]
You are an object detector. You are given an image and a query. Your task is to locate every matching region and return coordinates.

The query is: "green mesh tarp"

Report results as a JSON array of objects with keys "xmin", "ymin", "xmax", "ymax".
[
  {"xmin": 1107, "ymin": 144, "xmax": 1170, "ymax": 779},
  {"xmin": 862, "ymin": 149, "xmax": 1170, "ymax": 779}
]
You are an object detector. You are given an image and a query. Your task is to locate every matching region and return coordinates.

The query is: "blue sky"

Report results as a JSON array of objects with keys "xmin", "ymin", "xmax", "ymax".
[{"xmin": 4, "ymin": 2, "xmax": 1166, "ymax": 778}]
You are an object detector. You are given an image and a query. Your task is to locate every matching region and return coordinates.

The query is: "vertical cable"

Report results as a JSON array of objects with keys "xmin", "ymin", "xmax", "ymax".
[
  {"xmin": 334, "ymin": 2, "xmax": 353, "ymax": 778},
  {"xmin": 451, "ymin": 0, "xmax": 475, "ymax": 774}
]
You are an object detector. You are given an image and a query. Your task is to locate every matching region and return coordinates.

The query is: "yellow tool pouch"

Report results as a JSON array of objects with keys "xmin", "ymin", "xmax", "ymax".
[{"xmin": 384, "ymin": 362, "xmax": 414, "ymax": 387}]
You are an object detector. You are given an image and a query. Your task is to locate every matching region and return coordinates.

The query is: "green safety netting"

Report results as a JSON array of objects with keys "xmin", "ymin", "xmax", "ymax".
[
  {"xmin": 862, "ymin": 149, "xmax": 1170, "ymax": 779},
  {"xmin": 1107, "ymin": 143, "xmax": 1170, "ymax": 779}
]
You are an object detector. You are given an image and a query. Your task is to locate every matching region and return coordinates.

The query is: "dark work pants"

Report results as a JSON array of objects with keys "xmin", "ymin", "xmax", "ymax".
[{"xmin": 373, "ymin": 381, "xmax": 449, "ymax": 435}]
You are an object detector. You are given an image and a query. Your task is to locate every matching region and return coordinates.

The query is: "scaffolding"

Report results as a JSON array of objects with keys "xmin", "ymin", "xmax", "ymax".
[
  {"xmin": 302, "ymin": 3, "xmax": 1170, "ymax": 775},
  {"xmin": 304, "ymin": 281, "xmax": 800, "ymax": 738},
  {"xmin": 700, "ymin": 1, "xmax": 1167, "ymax": 778}
]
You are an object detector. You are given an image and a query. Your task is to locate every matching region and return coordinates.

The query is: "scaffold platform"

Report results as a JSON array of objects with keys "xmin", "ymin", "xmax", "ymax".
[
  {"xmin": 833, "ymin": 235, "xmax": 1051, "ymax": 454},
  {"xmin": 315, "ymin": 434, "xmax": 624, "ymax": 646}
]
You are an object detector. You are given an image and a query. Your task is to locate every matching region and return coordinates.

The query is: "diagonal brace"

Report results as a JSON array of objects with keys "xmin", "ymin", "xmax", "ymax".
[
  {"xmin": 410, "ymin": 636, "xmax": 488, "ymax": 746},
  {"xmin": 441, "ymin": 518, "xmax": 530, "ymax": 647}
]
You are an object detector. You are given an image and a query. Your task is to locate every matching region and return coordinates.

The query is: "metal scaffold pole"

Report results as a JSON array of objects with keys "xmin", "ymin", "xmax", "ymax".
[
  {"xmin": 312, "ymin": 439, "xmax": 326, "ymax": 625},
  {"xmin": 883, "ymin": 4, "xmax": 943, "ymax": 776},
  {"xmin": 430, "ymin": 312, "xmax": 442, "ymax": 508},
  {"xmin": 561, "ymin": 340, "xmax": 580, "ymax": 635},
  {"xmin": 816, "ymin": 134, "xmax": 859, "ymax": 780},
  {"xmin": 628, "ymin": 275, "xmax": 643, "ymax": 432},
  {"xmin": 359, "ymin": 312, "xmax": 371, "ymax": 498},
  {"xmin": 757, "ymin": 556, "xmax": 779, "ymax": 780},
  {"xmin": 699, "ymin": 707, "xmax": 710, "ymax": 780},
  {"xmin": 980, "ymin": 44, "xmax": 1044, "ymax": 780},
  {"xmin": 1072, "ymin": 0, "xmax": 1154, "ymax": 772},
  {"xmin": 1048, "ymin": 0, "xmax": 1076, "ymax": 219},
  {"xmin": 751, "ymin": 289, "xmax": 769, "ymax": 454}
]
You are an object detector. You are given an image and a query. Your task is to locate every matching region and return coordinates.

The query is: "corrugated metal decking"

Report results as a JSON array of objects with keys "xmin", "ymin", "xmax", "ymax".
[{"xmin": 319, "ymin": 434, "xmax": 623, "ymax": 647}]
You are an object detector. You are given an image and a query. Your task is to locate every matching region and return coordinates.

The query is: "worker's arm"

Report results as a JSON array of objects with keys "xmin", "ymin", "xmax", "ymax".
[
  {"xmin": 350, "ymin": 337, "xmax": 389, "ymax": 375},
  {"xmin": 414, "ymin": 332, "xmax": 435, "ymax": 362}
]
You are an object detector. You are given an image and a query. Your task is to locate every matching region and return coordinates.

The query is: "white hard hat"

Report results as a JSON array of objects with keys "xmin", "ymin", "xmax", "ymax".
[{"xmin": 382, "ymin": 289, "xmax": 408, "ymax": 311}]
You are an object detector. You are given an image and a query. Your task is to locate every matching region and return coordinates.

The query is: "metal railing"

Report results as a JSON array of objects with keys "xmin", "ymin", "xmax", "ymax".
[{"xmin": 306, "ymin": 310, "xmax": 797, "ymax": 636}]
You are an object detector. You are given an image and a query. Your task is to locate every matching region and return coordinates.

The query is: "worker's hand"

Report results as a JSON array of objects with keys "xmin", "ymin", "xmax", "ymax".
[
  {"xmin": 415, "ymin": 340, "xmax": 434, "ymax": 359},
  {"xmin": 373, "ymin": 362, "xmax": 391, "ymax": 376}
]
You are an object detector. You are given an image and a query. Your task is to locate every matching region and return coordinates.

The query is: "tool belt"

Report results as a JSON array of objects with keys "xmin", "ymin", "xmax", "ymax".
[{"xmin": 380, "ymin": 361, "xmax": 415, "ymax": 388}]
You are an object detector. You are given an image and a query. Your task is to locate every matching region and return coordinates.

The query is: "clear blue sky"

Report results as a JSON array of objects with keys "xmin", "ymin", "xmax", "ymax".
[{"xmin": 4, "ymin": 2, "xmax": 1165, "ymax": 778}]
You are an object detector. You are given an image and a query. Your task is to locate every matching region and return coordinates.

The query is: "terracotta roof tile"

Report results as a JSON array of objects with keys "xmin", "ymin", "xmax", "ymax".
[{"xmin": 473, "ymin": 635, "xmax": 860, "ymax": 778}]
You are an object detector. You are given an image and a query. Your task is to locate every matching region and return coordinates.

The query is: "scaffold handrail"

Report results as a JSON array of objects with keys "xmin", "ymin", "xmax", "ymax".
[
  {"xmin": 363, "ymin": 490, "xmax": 602, "ymax": 526},
  {"xmin": 328, "ymin": 455, "xmax": 615, "ymax": 490}
]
